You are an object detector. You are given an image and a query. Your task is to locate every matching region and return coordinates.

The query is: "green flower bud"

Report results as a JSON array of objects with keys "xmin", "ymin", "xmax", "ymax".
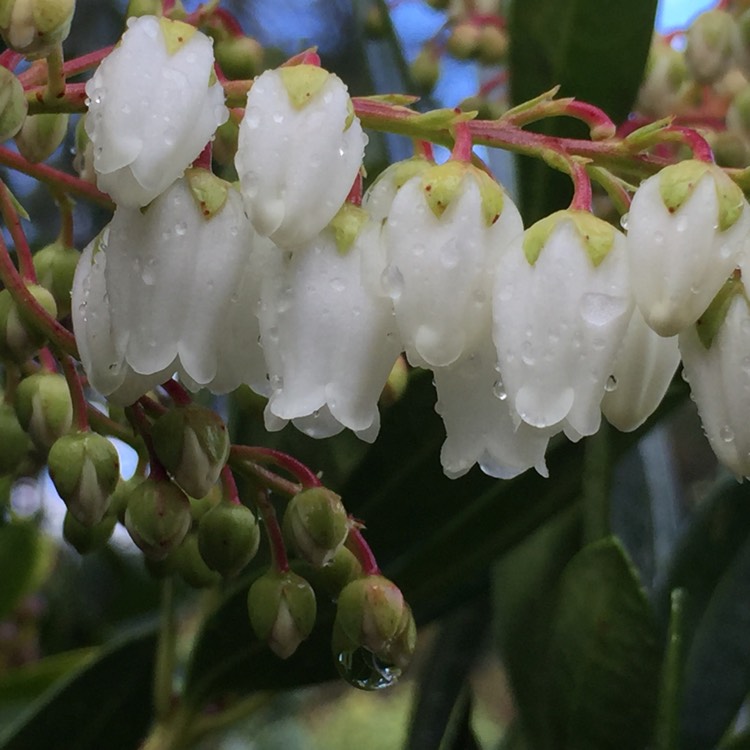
[
  {"xmin": 125, "ymin": 0, "xmax": 161, "ymax": 18},
  {"xmin": 708, "ymin": 129, "xmax": 750, "ymax": 168},
  {"xmin": 301, "ymin": 546, "xmax": 363, "ymax": 597},
  {"xmin": 198, "ymin": 500, "xmax": 260, "ymax": 577},
  {"xmin": 124, "ymin": 477, "xmax": 191, "ymax": 559},
  {"xmin": 685, "ymin": 9, "xmax": 737, "ymax": 84},
  {"xmin": 172, "ymin": 532, "xmax": 221, "ymax": 589},
  {"xmin": 48, "ymin": 432, "xmax": 120, "ymax": 526},
  {"xmin": 0, "ymin": 284, "xmax": 57, "ymax": 362},
  {"xmin": 109, "ymin": 476, "xmax": 141, "ymax": 523},
  {"xmin": 282, "ymin": 487, "xmax": 348, "ymax": 568},
  {"xmin": 0, "ymin": 0, "xmax": 76, "ymax": 58},
  {"xmin": 32, "ymin": 240, "xmax": 79, "ymax": 318},
  {"xmin": 212, "ymin": 116, "xmax": 239, "ymax": 167},
  {"xmin": 189, "ymin": 482, "xmax": 222, "ymax": 522},
  {"xmin": 247, "ymin": 570, "xmax": 317, "ymax": 659},
  {"xmin": 215, "ymin": 35, "xmax": 263, "ymax": 80},
  {"xmin": 335, "ymin": 575, "xmax": 406, "ymax": 656},
  {"xmin": 446, "ymin": 22, "xmax": 481, "ymax": 60},
  {"xmin": 0, "ymin": 401, "xmax": 33, "ymax": 475},
  {"xmin": 150, "ymin": 405, "xmax": 230, "ymax": 499},
  {"xmin": 410, "ymin": 47, "xmax": 440, "ymax": 94},
  {"xmin": 477, "ymin": 25, "xmax": 508, "ymax": 66},
  {"xmin": 62, "ymin": 509, "xmax": 115, "ymax": 554},
  {"xmin": 0, "ymin": 67, "xmax": 27, "ymax": 141},
  {"xmin": 15, "ymin": 112, "xmax": 69, "ymax": 163},
  {"xmin": 380, "ymin": 355, "xmax": 409, "ymax": 407},
  {"xmin": 14, "ymin": 372, "xmax": 72, "ymax": 451},
  {"xmin": 379, "ymin": 603, "xmax": 416, "ymax": 670}
]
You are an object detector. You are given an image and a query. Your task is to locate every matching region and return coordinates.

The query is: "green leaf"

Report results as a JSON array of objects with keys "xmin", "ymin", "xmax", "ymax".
[
  {"xmin": 508, "ymin": 0, "xmax": 657, "ymax": 222},
  {"xmin": 546, "ymin": 538, "xmax": 661, "ymax": 750},
  {"xmin": 0, "ymin": 522, "xmax": 55, "ymax": 620},
  {"xmin": 0, "ymin": 626, "xmax": 156, "ymax": 750},
  {"xmin": 654, "ymin": 589, "xmax": 686, "ymax": 750}
]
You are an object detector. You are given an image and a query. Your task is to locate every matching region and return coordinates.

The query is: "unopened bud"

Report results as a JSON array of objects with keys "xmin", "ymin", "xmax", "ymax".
[
  {"xmin": 0, "ymin": 0, "xmax": 76, "ymax": 58},
  {"xmin": 380, "ymin": 355, "xmax": 409, "ymax": 407},
  {"xmin": 124, "ymin": 477, "xmax": 191, "ymax": 559},
  {"xmin": 150, "ymin": 404, "xmax": 230, "ymax": 499},
  {"xmin": 15, "ymin": 112, "xmax": 69, "ymax": 163},
  {"xmin": 125, "ymin": 0, "xmax": 161, "ymax": 18},
  {"xmin": 379, "ymin": 603, "xmax": 416, "ymax": 670},
  {"xmin": 198, "ymin": 500, "xmax": 260, "ymax": 577},
  {"xmin": 685, "ymin": 9, "xmax": 737, "ymax": 84},
  {"xmin": 48, "ymin": 431, "xmax": 120, "ymax": 526},
  {"xmin": 708, "ymin": 129, "xmax": 750, "ymax": 168},
  {"xmin": 247, "ymin": 570, "xmax": 317, "ymax": 659},
  {"xmin": 0, "ymin": 284, "xmax": 57, "ymax": 362},
  {"xmin": 14, "ymin": 372, "xmax": 72, "ymax": 451},
  {"xmin": 0, "ymin": 67, "xmax": 27, "ymax": 141},
  {"xmin": 334, "ymin": 575, "xmax": 406, "ymax": 656},
  {"xmin": 446, "ymin": 22, "xmax": 480, "ymax": 59},
  {"xmin": 63, "ymin": 509, "xmax": 115, "ymax": 554},
  {"xmin": 215, "ymin": 35, "xmax": 263, "ymax": 80},
  {"xmin": 0, "ymin": 401, "xmax": 33, "ymax": 475},
  {"xmin": 301, "ymin": 545, "xmax": 363, "ymax": 597},
  {"xmin": 282, "ymin": 487, "xmax": 348, "ymax": 567},
  {"xmin": 477, "ymin": 24, "xmax": 508, "ymax": 65},
  {"xmin": 172, "ymin": 532, "xmax": 221, "ymax": 588},
  {"xmin": 410, "ymin": 47, "xmax": 440, "ymax": 93},
  {"xmin": 72, "ymin": 115, "xmax": 95, "ymax": 183},
  {"xmin": 32, "ymin": 240, "xmax": 79, "ymax": 318},
  {"xmin": 189, "ymin": 482, "xmax": 222, "ymax": 522}
]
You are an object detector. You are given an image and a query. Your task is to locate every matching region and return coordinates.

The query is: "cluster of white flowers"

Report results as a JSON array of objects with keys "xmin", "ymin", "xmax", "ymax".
[{"xmin": 73, "ymin": 15, "xmax": 750, "ymax": 482}]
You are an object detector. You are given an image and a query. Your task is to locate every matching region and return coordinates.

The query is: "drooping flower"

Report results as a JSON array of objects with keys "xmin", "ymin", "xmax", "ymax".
[
  {"xmin": 235, "ymin": 64, "xmax": 366, "ymax": 248},
  {"xmin": 626, "ymin": 160, "xmax": 750, "ymax": 337},
  {"xmin": 259, "ymin": 204, "xmax": 401, "ymax": 442},
  {"xmin": 72, "ymin": 173, "xmax": 268, "ymax": 404},
  {"xmin": 601, "ymin": 306, "xmax": 681, "ymax": 432},
  {"xmin": 679, "ymin": 272, "xmax": 750, "ymax": 478},
  {"xmin": 85, "ymin": 15, "xmax": 228, "ymax": 207},
  {"xmin": 493, "ymin": 210, "xmax": 633, "ymax": 440},
  {"xmin": 380, "ymin": 159, "xmax": 522, "ymax": 368}
]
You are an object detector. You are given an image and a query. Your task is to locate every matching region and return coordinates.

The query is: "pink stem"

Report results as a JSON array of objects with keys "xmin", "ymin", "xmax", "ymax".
[
  {"xmin": 569, "ymin": 160, "xmax": 593, "ymax": 212},
  {"xmin": 414, "ymin": 140, "xmax": 435, "ymax": 161},
  {"xmin": 281, "ymin": 48, "xmax": 321, "ymax": 67},
  {"xmin": 161, "ymin": 378, "xmax": 193, "ymax": 407},
  {"xmin": 220, "ymin": 465, "xmax": 242, "ymax": 505},
  {"xmin": 0, "ymin": 181, "xmax": 36, "ymax": 282},
  {"xmin": 38, "ymin": 347, "xmax": 58, "ymax": 372},
  {"xmin": 255, "ymin": 490, "xmax": 289, "ymax": 572},
  {"xmin": 662, "ymin": 125, "xmax": 714, "ymax": 162},
  {"xmin": 230, "ymin": 445, "xmax": 321, "ymax": 489},
  {"xmin": 451, "ymin": 119, "xmax": 473, "ymax": 162},
  {"xmin": 19, "ymin": 46, "xmax": 114, "ymax": 87},
  {"xmin": 563, "ymin": 100, "xmax": 616, "ymax": 141},
  {"xmin": 127, "ymin": 402, "xmax": 168, "ymax": 481},
  {"xmin": 346, "ymin": 520, "xmax": 380, "ymax": 576},
  {"xmin": 346, "ymin": 172, "xmax": 363, "ymax": 206},
  {"xmin": 478, "ymin": 70, "xmax": 508, "ymax": 98},
  {"xmin": 58, "ymin": 354, "xmax": 89, "ymax": 431},
  {"xmin": 192, "ymin": 142, "xmax": 213, "ymax": 171}
]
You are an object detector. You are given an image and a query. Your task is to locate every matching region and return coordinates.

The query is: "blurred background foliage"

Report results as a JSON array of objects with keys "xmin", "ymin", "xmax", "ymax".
[{"xmin": 2, "ymin": 0, "xmax": 749, "ymax": 749}]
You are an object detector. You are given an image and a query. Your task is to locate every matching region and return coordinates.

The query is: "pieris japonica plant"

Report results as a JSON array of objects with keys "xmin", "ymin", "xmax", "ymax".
[{"xmin": 4, "ymin": 0, "xmax": 750, "ymax": 748}]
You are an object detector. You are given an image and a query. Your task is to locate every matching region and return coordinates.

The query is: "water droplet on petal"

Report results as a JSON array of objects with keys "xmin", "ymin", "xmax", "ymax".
[
  {"xmin": 720, "ymin": 425, "xmax": 735, "ymax": 443},
  {"xmin": 175, "ymin": 222, "xmax": 187, "ymax": 236},
  {"xmin": 335, "ymin": 648, "xmax": 401, "ymax": 691},
  {"xmin": 381, "ymin": 265, "xmax": 404, "ymax": 300},
  {"xmin": 604, "ymin": 374, "xmax": 618, "ymax": 392},
  {"xmin": 579, "ymin": 293, "xmax": 629, "ymax": 327},
  {"xmin": 493, "ymin": 380, "xmax": 507, "ymax": 400},
  {"xmin": 619, "ymin": 212, "xmax": 629, "ymax": 230},
  {"xmin": 330, "ymin": 277, "xmax": 346, "ymax": 292}
]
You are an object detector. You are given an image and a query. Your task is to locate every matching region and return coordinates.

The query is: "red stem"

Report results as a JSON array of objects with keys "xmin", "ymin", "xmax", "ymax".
[
  {"xmin": 38, "ymin": 347, "xmax": 58, "ymax": 372},
  {"xmin": 281, "ymin": 48, "xmax": 321, "ymax": 67},
  {"xmin": 192, "ymin": 142, "xmax": 213, "ymax": 171},
  {"xmin": 127, "ymin": 402, "xmax": 168, "ymax": 481},
  {"xmin": 220, "ymin": 465, "xmax": 242, "ymax": 506},
  {"xmin": 230, "ymin": 445, "xmax": 321, "ymax": 489},
  {"xmin": 569, "ymin": 160, "xmax": 593, "ymax": 212},
  {"xmin": 228, "ymin": 455, "xmax": 302, "ymax": 497},
  {"xmin": 0, "ymin": 181, "xmax": 36, "ymax": 282},
  {"xmin": 662, "ymin": 125, "xmax": 714, "ymax": 163},
  {"xmin": 346, "ymin": 172, "xmax": 363, "ymax": 206},
  {"xmin": 19, "ymin": 46, "xmax": 114, "ymax": 87},
  {"xmin": 478, "ymin": 70, "xmax": 508, "ymax": 98},
  {"xmin": 0, "ymin": 51, "xmax": 23, "ymax": 71},
  {"xmin": 58, "ymin": 353, "xmax": 89, "ymax": 431},
  {"xmin": 346, "ymin": 520, "xmax": 380, "ymax": 576},
  {"xmin": 451, "ymin": 120, "xmax": 473, "ymax": 162},
  {"xmin": 563, "ymin": 100, "xmax": 616, "ymax": 141},
  {"xmin": 161, "ymin": 378, "xmax": 192, "ymax": 407},
  {"xmin": 255, "ymin": 490, "xmax": 289, "ymax": 572},
  {"xmin": 414, "ymin": 140, "xmax": 435, "ymax": 161}
]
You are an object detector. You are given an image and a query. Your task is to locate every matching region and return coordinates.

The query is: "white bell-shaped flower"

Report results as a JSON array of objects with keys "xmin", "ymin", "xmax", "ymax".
[
  {"xmin": 72, "ymin": 174, "xmax": 267, "ymax": 404},
  {"xmin": 258, "ymin": 206, "xmax": 401, "ymax": 442},
  {"xmin": 362, "ymin": 155, "xmax": 434, "ymax": 222},
  {"xmin": 381, "ymin": 160, "xmax": 523, "ymax": 369},
  {"xmin": 679, "ymin": 273, "xmax": 750, "ymax": 478},
  {"xmin": 85, "ymin": 15, "xmax": 228, "ymax": 208},
  {"xmin": 493, "ymin": 210, "xmax": 633, "ymax": 441},
  {"xmin": 601, "ymin": 306, "xmax": 681, "ymax": 432},
  {"xmin": 235, "ymin": 64, "xmax": 366, "ymax": 248},
  {"xmin": 433, "ymin": 321, "xmax": 549, "ymax": 480},
  {"xmin": 626, "ymin": 160, "xmax": 750, "ymax": 337}
]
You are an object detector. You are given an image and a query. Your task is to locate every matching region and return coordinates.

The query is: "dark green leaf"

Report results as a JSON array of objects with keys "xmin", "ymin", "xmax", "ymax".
[
  {"xmin": 547, "ymin": 537, "xmax": 661, "ymax": 750},
  {"xmin": 0, "ymin": 625, "xmax": 156, "ymax": 750},
  {"xmin": 654, "ymin": 589, "xmax": 686, "ymax": 750},
  {"xmin": 508, "ymin": 0, "xmax": 657, "ymax": 222}
]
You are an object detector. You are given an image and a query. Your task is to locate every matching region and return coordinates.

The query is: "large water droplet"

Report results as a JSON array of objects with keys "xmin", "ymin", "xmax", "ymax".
[
  {"xmin": 619, "ymin": 212, "xmax": 629, "ymax": 231},
  {"xmin": 335, "ymin": 648, "xmax": 401, "ymax": 691},
  {"xmin": 720, "ymin": 425, "xmax": 735, "ymax": 443},
  {"xmin": 381, "ymin": 265, "xmax": 404, "ymax": 300},
  {"xmin": 604, "ymin": 374, "xmax": 618, "ymax": 392},
  {"xmin": 492, "ymin": 380, "xmax": 507, "ymax": 400},
  {"xmin": 579, "ymin": 293, "xmax": 629, "ymax": 327}
]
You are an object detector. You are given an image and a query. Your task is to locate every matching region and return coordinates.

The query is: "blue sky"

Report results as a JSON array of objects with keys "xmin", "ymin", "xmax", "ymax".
[{"xmin": 658, "ymin": 0, "xmax": 718, "ymax": 31}]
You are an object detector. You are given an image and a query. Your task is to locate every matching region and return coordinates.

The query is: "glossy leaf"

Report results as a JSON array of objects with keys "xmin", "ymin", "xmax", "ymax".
[{"xmin": 0, "ymin": 625, "xmax": 156, "ymax": 750}]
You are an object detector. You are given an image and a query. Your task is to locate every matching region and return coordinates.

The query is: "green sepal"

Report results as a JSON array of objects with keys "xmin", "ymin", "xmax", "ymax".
[
  {"xmin": 63, "ymin": 510, "xmax": 116, "ymax": 555},
  {"xmin": 198, "ymin": 500, "xmax": 260, "ymax": 577},
  {"xmin": 385, "ymin": 156, "xmax": 433, "ymax": 192},
  {"xmin": 658, "ymin": 160, "xmax": 745, "ymax": 232},
  {"xmin": 185, "ymin": 168, "xmax": 230, "ymax": 220},
  {"xmin": 14, "ymin": 372, "xmax": 72, "ymax": 452},
  {"xmin": 32, "ymin": 240, "xmax": 80, "ymax": 318},
  {"xmin": 158, "ymin": 17, "xmax": 197, "ymax": 56},
  {"xmin": 523, "ymin": 209, "xmax": 615, "ymax": 267},
  {"xmin": 421, "ymin": 161, "xmax": 468, "ymax": 220},
  {"xmin": 474, "ymin": 167, "xmax": 505, "ymax": 225},
  {"xmin": 300, "ymin": 546, "xmax": 363, "ymax": 598},
  {"xmin": 278, "ymin": 64, "xmax": 330, "ymax": 109},
  {"xmin": 502, "ymin": 86, "xmax": 560, "ymax": 120},
  {"xmin": 407, "ymin": 107, "xmax": 475, "ymax": 131},
  {"xmin": 696, "ymin": 273, "xmax": 748, "ymax": 349},
  {"xmin": 329, "ymin": 203, "xmax": 369, "ymax": 255}
]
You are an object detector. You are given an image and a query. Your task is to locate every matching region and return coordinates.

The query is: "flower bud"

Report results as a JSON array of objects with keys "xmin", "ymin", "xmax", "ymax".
[
  {"xmin": 124, "ymin": 477, "xmax": 191, "ymax": 559},
  {"xmin": 62, "ymin": 509, "xmax": 115, "ymax": 554},
  {"xmin": 0, "ymin": 0, "xmax": 76, "ymax": 58},
  {"xmin": 446, "ymin": 22, "xmax": 481, "ymax": 59},
  {"xmin": 214, "ymin": 35, "xmax": 263, "ymax": 80},
  {"xmin": 626, "ymin": 160, "xmax": 750, "ymax": 337},
  {"xmin": 247, "ymin": 570, "xmax": 317, "ymax": 659},
  {"xmin": 335, "ymin": 575, "xmax": 406, "ymax": 656},
  {"xmin": 410, "ymin": 47, "xmax": 439, "ymax": 94},
  {"xmin": 172, "ymin": 532, "xmax": 221, "ymax": 588},
  {"xmin": 150, "ymin": 405, "xmax": 230, "ymax": 499},
  {"xmin": 708, "ymin": 130, "xmax": 750, "ymax": 169},
  {"xmin": 301, "ymin": 546, "xmax": 363, "ymax": 597},
  {"xmin": 0, "ymin": 67, "xmax": 27, "ymax": 141},
  {"xmin": 477, "ymin": 24, "xmax": 508, "ymax": 66},
  {"xmin": 0, "ymin": 401, "xmax": 33, "ymax": 475},
  {"xmin": 189, "ymin": 482, "xmax": 221, "ymax": 522},
  {"xmin": 282, "ymin": 487, "xmax": 348, "ymax": 567},
  {"xmin": 0, "ymin": 284, "xmax": 57, "ymax": 362},
  {"xmin": 32, "ymin": 240, "xmax": 79, "ymax": 318},
  {"xmin": 125, "ymin": 0, "xmax": 161, "ymax": 18},
  {"xmin": 14, "ymin": 372, "xmax": 72, "ymax": 451},
  {"xmin": 198, "ymin": 500, "xmax": 260, "ymax": 577},
  {"xmin": 685, "ymin": 10, "xmax": 737, "ymax": 84},
  {"xmin": 636, "ymin": 38, "xmax": 688, "ymax": 119},
  {"xmin": 15, "ymin": 113, "xmax": 69, "ymax": 163},
  {"xmin": 379, "ymin": 603, "xmax": 416, "ymax": 671},
  {"xmin": 47, "ymin": 431, "xmax": 120, "ymax": 526},
  {"xmin": 72, "ymin": 115, "xmax": 95, "ymax": 184}
]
